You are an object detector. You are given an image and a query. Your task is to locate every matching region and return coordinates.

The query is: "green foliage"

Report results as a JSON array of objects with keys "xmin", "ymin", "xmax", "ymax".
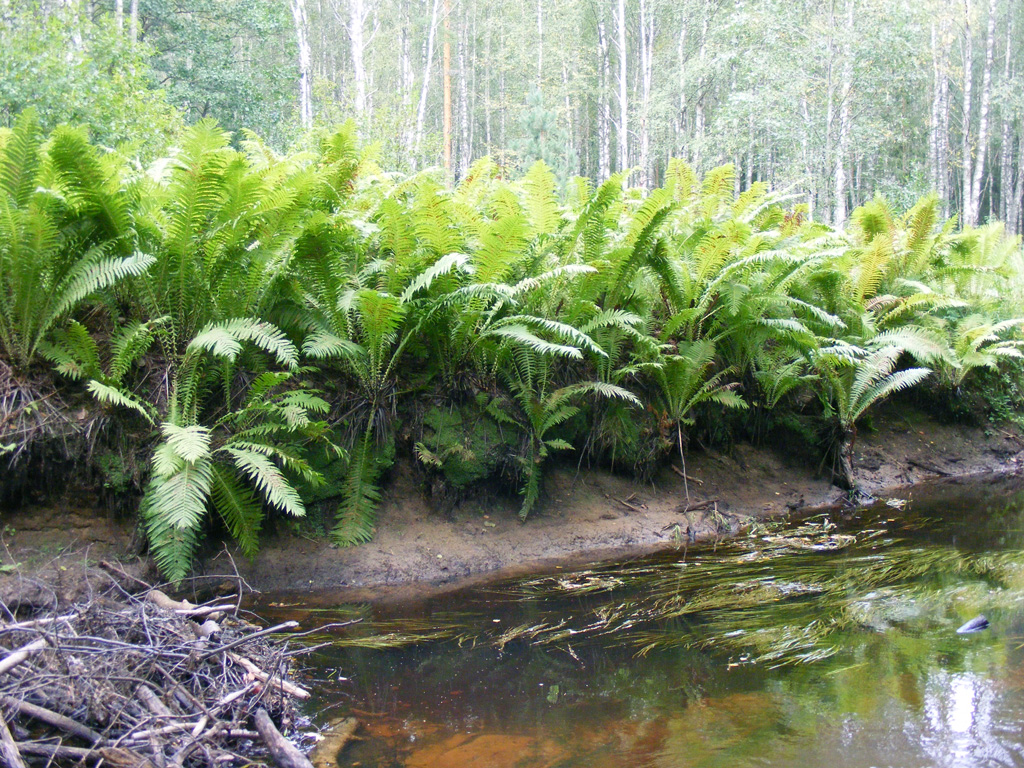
[
  {"xmin": 417, "ymin": 401, "xmax": 514, "ymax": 490},
  {"xmin": 4, "ymin": 110, "xmax": 1024, "ymax": 576},
  {"xmin": 0, "ymin": 112, "xmax": 155, "ymax": 371},
  {"xmin": 0, "ymin": 6, "xmax": 181, "ymax": 154}
]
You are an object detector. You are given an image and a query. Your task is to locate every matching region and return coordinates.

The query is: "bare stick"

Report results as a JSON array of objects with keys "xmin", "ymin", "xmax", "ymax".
[
  {"xmin": 679, "ymin": 498, "xmax": 719, "ymax": 514},
  {"xmin": 254, "ymin": 708, "xmax": 314, "ymax": 768},
  {"xmin": 137, "ymin": 685, "xmax": 173, "ymax": 718},
  {"xmin": 1, "ymin": 695, "xmax": 104, "ymax": 744},
  {"xmin": 670, "ymin": 464, "xmax": 704, "ymax": 485},
  {"xmin": 199, "ymin": 621, "xmax": 300, "ymax": 660},
  {"xmin": 613, "ymin": 497, "xmax": 643, "ymax": 513},
  {"xmin": 0, "ymin": 716, "xmax": 27, "ymax": 768},
  {"xmin": 227, "ymin": 653, "xmax": 310, "ymax": 700},
  {"xmin": 0, "ymin": 638, "xmax": 47, "ymax": 676}
]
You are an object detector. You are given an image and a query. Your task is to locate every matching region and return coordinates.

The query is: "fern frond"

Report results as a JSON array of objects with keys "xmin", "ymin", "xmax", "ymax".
[
  {"xmin": 87, "ymin": 380, "xmax": 155, "ymax": 423},
  {"xmin": 141, "ymin": 456, "xmax": 214, "ymax": 581},
  {"xmin": 331, "ymin": 434, "xmax": 383, "ymax": 546},
  {"xmin": 483, "ymin": 324, "xmax": 582, "ymax": 359},
  {"xmin": 222, "ymin": 446, "xmax": 305, "ymax": 516},
  {"xmin": 189, "ymin": 318, "xmax": 298, "ymax": 369},
  {"xmin": 0, "ymin": 109, "xmax": 42, "ymax": 208},
  {"xmin": 210, "ymin": 464, "xmax": 263, "ymax": 558},
  {"xmin": 161, "ymin": 423, "xmax": 213, "ymax": 464}
]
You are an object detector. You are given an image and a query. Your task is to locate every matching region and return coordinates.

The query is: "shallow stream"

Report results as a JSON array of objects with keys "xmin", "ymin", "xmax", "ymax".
[{"xmin": 258, "ymin": 475, "xmax": 1024, "ymax": 767}]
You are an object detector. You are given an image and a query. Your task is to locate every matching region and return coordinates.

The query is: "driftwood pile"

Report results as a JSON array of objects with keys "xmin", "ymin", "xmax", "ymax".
[{"xmin": 0, "ymin": 566, "xmax": 319, "ymax": 768}]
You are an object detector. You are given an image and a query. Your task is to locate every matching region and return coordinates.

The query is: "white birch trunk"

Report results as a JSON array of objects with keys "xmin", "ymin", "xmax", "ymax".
[
  {"xmin": 414, "ymin": 0, "xmax": 442, "ymax": 162},
  {"xmin": 598, "ymin": 18, "xmax": 611, "ymax": 180},
  {"xmin": 961, "ymin": 0, "xmax": 975, "ymax": 224},
  {"xmin": 616, "ymin": 0, "xmax": 628, "ymax": 173},
  {"xmin": 291, "ymin": 0, "xmax": 313, "ymax": 130},
  {"xmin": 833, "ymin": 0, "xmax": 854, "ymax": 226},
  {"xmin": 968, "ymin": 0, "xmax": 995, "ymax": 225},
  {"xmin": 998, "ymin": 17, "xmax": 1013, "ymax": 222},
  {"xmin": 348, "ymin": 0, "xmax": 368, "ymax": 116},
  {"xmin": 638, "ymin": 0, "xmax": 654, "ymax": 187}
]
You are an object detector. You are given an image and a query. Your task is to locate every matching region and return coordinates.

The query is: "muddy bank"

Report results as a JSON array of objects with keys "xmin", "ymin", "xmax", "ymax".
[
  {"xmin": 223, "ymin": 408, "xmax": 1024, "ymax": 599},
  {"xmin": 1, "ymin": 408, "xmax": 1022, "ymax": 601}
]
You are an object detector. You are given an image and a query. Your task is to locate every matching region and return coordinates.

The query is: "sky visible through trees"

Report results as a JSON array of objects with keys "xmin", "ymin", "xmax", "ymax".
[{"xmin": 2, "ymin": 0, "xmax": 1024, "ymax": 231}]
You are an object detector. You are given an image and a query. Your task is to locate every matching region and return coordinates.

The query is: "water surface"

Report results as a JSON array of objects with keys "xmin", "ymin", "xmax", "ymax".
[{"xmin": 261, "ymin": 475, "xmax": 1024, "ymax": 768}]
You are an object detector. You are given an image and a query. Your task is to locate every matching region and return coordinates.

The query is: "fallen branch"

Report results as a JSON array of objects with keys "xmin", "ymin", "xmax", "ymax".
[
  {"xmin": 199, "ymin": 621, "xmax": 299, "ymax": 660},
  {"xmin": 613, "ymin": 497, "xmax": 643, "ymax": 514},
  {"xmin": 1, "ymin": 696, "xmax": 104, "ymax": 745},
  {"xmin": 678, "ymin": 498, "xmax": 719, "ymax": 514},
  {"xmin": 906, "ymin": 458, "xmax": 952, "ymax": 477},
  {"xmin": 0, "ymin": 638, "xmax": 47, "ymax": 676},
  {"xmin": 227, "ymin": 653, "xmax": 310, "ymax": 700},
  {"xmin": 0, "ymin": 717, "xmax": 27, "ymax": 768},
  {"xmin": 670, "ymin": 465, "xmax": 704, "ymax": 485},
  {"xmin": 254, "ymin": 708, "xmax": 314, "ymax": 768}
]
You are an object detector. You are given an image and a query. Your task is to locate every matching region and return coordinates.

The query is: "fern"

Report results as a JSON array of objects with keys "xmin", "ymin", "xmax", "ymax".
[
  {"xmin": 188, "ymin": 318, "xmax": 298, "ymax": 368},
  {"xmin": 210, "ymin": 465, "xmax": 264, "ymax": 558},
  {"xmin": 332, "ymin": 430, "xmax": 384, "ymax": 545},
  {"xmin": 221, "ymin": 446, "xmax": 306, "ymax": 517}
]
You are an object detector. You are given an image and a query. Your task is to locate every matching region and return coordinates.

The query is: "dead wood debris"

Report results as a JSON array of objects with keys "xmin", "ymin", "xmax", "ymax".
[{"xmin": 0, "ymin": 570, "xmax": 322, "ymax": 767}]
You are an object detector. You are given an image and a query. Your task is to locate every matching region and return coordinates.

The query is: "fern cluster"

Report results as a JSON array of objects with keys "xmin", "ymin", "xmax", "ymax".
[{"xmin": 3, "ymin": 111, "xmax": 1024, "ymax": 578}]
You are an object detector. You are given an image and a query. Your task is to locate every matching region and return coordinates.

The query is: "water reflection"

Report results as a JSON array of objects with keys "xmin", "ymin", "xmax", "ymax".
[{"xmin": 279, "ymin": 476, "xmax": 1024, "ymax": 767}]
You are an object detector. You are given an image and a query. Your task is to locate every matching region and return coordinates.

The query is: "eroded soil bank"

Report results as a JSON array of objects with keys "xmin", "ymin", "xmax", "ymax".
[{"xmin": 2, "ymin": 407, "xmax": 1022, "ymax": 604}]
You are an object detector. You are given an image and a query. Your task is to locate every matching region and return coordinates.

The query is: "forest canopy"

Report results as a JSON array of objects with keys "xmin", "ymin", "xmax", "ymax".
[{"xmin": 3, "ymin": 0, "xmax": 1023, "ymax": 232}]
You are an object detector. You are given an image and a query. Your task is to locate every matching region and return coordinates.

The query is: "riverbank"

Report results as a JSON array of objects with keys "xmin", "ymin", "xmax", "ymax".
[{"xmin": 2, "ymin": 407, "xmax": 1022, "ymax": 604}]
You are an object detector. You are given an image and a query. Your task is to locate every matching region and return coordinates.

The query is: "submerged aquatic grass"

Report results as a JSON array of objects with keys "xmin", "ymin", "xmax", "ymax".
[{"xmin": 322, "ymin": 499, "xmax": 1024, "ymax": 667}]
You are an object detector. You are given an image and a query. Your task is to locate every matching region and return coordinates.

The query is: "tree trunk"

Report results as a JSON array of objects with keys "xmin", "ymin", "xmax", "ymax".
[
  {"xmin": 598, "ymin": 17, "xmax": 611, "ymax": 180},
  {"xmin": 998, "ymin": 16, "xmax": 1014, "ymax": 222},
  {"xmin": 833, "ymin": 0, "xmax": 854, "ymax": 226},
  {"xmin": 483, "ymin": 14, "xmax": 491, "ymax": 152},
  {"xmin": 802, "ymin": 97, "xmax": 815, "ymax": 221},
  {"xmin": 291, "ymin": 0, "xmax": 313, "ymax": 130},
  {"xmin": 401, "ymin": 7, "xmax": 414, "ymax": 155},
  {"xmin": 616, "ymin": 0, "xmax": 628, "ymax": 173},
  {"xmin": 348, "ymin": 0, "xmax": 367, "ymax": 116},
  {"xmin": 129, "ymin": 0, "xmax": 137, "ymax": 43},
  {"xmin": 1014, "ymin": 137, "xmax": 1024, "ymax": 234},
  {"xmin": 115, "ymin": 0, "xmax": 123, "ymax": 31},
  {"xmin": 638, "ymin": 0, "xmax": 654, "ymax": 187},
  {"xmin": 938, "ymin": 15, "xmax": 952, "ymax": 215},
  {"xmin": 458, "ymin": 15, "xmax": 470, "ymax": 178},
  {"xmin": 414, "ymin": 0, "xmax": 442, "ymax": 164},
  {"xmin": 969, "ymin": 0, "xmax": 996, "ymax": 224},
  {"xmin": 442, "ymin": 0, "xmax": 452, "ymax": 179},
  {"xmin": 930, "ymin": 22, "xmax": 941, "ymax": 194},
  {"xmin": 961, "ymin": 0, "xmax": 975, "ymax": 224},
  {"xmin": 677, "ymin": 20, "xmax": 687, "ymax": 158},
  {"xmin": 693, "ymin": 2, "xmax": 709, "ymax": 169}
]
